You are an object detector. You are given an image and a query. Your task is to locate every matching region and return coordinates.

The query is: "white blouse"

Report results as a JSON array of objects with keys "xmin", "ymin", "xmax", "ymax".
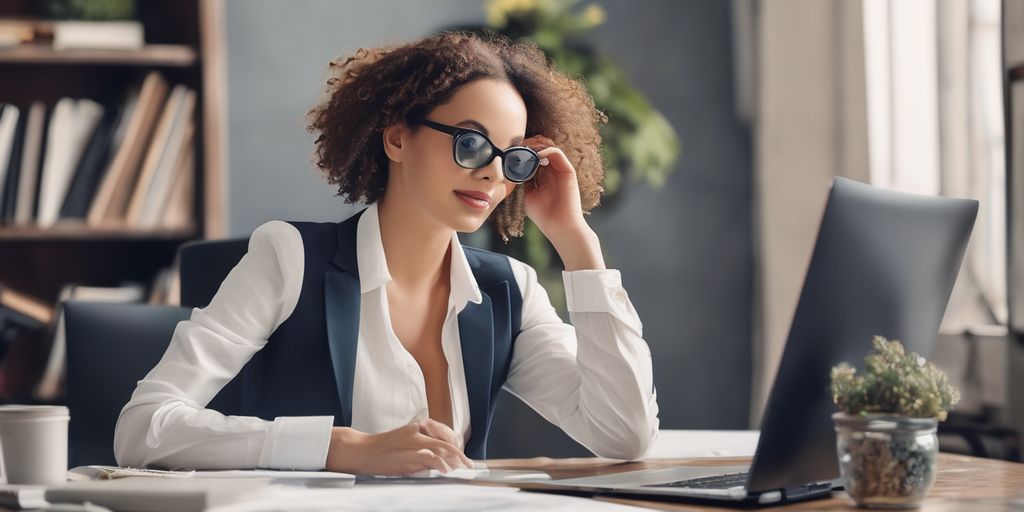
[{"xmin": 113, "ymin": 202, "xmax": 660, "ymax": 470}]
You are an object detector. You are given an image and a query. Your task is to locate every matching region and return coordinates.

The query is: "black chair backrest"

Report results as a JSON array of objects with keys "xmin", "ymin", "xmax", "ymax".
[
  {"xmin": 178, "ymin": 238, "xmax": 249, "ymax": 308},
  {"xmin": 63, "ymin": 301, "xmax": 242, "ymax": 467}
]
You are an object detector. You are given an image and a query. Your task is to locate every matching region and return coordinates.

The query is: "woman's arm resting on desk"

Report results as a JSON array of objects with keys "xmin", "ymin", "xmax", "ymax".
[
  {"xmin": 325, "ymin": 420, "xmax": 473, "ymax": 475},
  {"xmin": 507, "ymin": 138, "xmax": 659, "ymax": 460},
  {"xmin": 503, "ymin": 260, "xmax": 661, "ymax": 461},
  {"xmin": 113, "ymin": 221, "xmax": 334, "ymax": 470}
]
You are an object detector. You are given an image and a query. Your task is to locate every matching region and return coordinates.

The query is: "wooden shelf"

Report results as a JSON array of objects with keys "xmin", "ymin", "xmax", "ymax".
[
  {"xmin": 0, "ymin": 224, "xmax": 196, "ymax": 241},
  {"xmin": 0, "ymin": 44, "xmax": 198, "ymax": 67}
]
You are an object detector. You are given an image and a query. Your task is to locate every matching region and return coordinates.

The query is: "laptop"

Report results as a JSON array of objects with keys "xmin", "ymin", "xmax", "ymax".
[{"xmin": 517, "ymin": 177, "xmax": 978, "ymax": 506}]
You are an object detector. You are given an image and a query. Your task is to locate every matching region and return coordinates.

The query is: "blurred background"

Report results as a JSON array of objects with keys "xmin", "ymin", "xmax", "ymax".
[{"xmin": 0, "ymin": 0, "xmax": 1022, "ymax": 464}]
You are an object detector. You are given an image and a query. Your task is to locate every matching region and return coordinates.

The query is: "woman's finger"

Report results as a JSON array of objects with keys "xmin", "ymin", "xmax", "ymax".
[
  {"xmin": 535, "ymin": 147, "xmax": 576, "ymax": 176},
  {"xmin": 435, "ymin": 445, "xmax": 470, "ymax": 472},
  {"xmin": 417, "ymin": 418, "xmax": 460, "ymax": 447},
  {"xmin": 420, "ymin": 436, "xmax": 473, "ymax": 469},
  {"xmin": 438, "ymin": 443, "xmax": 474, "ymax": 470},
  {"xmin": 413, "ymin": 448, "xmax": 451, "ymax": 474},
  {"xmin": 415, "ymin": 420, "xmax": 472, "ymax": 467},
  {"xmin": 418, "ymin": 435, "xmax": 471, "ymax": 469}
]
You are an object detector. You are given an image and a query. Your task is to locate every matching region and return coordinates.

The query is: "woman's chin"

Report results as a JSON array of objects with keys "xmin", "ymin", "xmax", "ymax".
[
  {"xmin": 452, "ymin": 219, "xmax": 486, "ymax": 234},
  {"xmin": 444, "ymin": 212, "xmax": 487, "ymax": 234}
]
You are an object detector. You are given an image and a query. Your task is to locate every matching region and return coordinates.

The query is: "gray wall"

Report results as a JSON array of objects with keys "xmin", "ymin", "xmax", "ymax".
[{"xmin": 225, "ymin": 0, "xmax": 752, "ymax": 457}]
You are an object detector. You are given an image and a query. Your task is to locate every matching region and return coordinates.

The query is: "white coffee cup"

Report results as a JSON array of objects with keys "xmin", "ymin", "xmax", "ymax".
[{"xmin": 0, "ymin": 405, "xmax": 69, "ymax": 485}]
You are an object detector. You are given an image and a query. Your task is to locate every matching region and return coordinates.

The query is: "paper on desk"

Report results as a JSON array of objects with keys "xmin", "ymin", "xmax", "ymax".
[
  {"xmin": 207, "ymin": 483, "xmax": 650, "ymax": 512},
  {"xmin": 404, "ymin": 467, "xmax": 550, "ymax": 481},
  {"xmin": 68, "ymin": 466, "xmax": 354, "ymax": 486},
  {"xmin": 357, "ymin": 460, "xmax": 547, "ymax": 481},
  {"xmin": 195, "ymin": 470, "xmax": 355, "ymax": 487}
]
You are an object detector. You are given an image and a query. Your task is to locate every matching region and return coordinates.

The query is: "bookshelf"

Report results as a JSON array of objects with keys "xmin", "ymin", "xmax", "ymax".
[{"xmin": 0, "ymin": 0, "xmax": 226, "ymax": 306}]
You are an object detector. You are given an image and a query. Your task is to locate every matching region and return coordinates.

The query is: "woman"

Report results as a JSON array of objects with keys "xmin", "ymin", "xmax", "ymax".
[{"xmin": 114, "ymin": 31, "xmax": 659, "ymax": 476}]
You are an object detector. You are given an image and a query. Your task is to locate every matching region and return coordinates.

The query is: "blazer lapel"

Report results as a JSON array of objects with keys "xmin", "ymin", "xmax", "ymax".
[
  {"xmin": 459, "ymin": 248, "xmax": 513, "ymax": 457},
  {"xmin": 323, "ymin": 209, "xmax": 365, "ymax": 426},
  {"xmin": 459, "ymin": 291, "xmax": 494, "ymax": 456}
]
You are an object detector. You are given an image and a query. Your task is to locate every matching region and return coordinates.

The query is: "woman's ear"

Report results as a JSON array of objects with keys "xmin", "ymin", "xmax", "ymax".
[{"xmin": 382, "ymin": 123, "xmax": 405, "ymax": 163}]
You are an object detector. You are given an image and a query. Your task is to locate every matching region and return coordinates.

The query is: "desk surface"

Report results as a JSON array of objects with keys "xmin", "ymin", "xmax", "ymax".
[{"xmin": 485, "ymin": 453, "xmax": 1024, "ymax": 510}]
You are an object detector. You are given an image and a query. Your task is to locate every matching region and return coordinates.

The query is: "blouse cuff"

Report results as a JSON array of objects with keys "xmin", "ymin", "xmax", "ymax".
[
  {"xmin": 259, "ymin": 416, "xmax": 334, "ymax": 470},
  {"xmin": 562, "ymin": 269, "xmax": 643, "ymax": 332}
]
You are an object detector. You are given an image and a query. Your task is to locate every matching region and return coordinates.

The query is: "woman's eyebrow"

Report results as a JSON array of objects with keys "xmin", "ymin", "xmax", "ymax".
[{"xmin": 456, "ymin": 119, "xmax": 525, "ymax": 147}]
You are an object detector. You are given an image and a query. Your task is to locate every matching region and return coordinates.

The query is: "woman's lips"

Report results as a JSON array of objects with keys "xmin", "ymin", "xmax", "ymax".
[{"xmin": 454, "ymin": 190, "xmax": 491, "ymax": 210}]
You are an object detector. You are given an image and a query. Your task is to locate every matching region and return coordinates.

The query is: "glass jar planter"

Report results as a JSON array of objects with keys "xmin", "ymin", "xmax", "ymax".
[{"xmin": 833, "ymin": 412, "xmax": 938, "ymax": 509}]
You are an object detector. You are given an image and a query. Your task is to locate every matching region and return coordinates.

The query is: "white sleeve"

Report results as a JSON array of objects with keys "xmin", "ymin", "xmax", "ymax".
[
  {"xmin": 502, "ymin": 258, "xmax": 660, "ymax": 460},
  {"xmin": 112, "ymin": 220, "xmax": 334, "ymax": 470}
]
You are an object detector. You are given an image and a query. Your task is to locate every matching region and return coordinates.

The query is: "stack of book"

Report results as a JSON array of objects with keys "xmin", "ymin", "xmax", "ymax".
[
  {"xmin": 0, "ymin": 18, "xmax": 145, "ymax": 50},
  {"xmin": 0, "ymin": 72, "xmax": 195, "ymax": 231}
]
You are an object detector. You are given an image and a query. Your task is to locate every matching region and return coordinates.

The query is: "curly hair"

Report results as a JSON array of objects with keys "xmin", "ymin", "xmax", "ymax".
[{"xmin": 306, "ymin": 31, "xmax": 607, "ymax": 241}]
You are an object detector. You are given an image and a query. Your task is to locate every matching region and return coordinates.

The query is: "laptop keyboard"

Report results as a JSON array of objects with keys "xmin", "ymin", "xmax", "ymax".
[{"xmin": 647, "ymin": 472, "xmax": 749, "ymax": 489}]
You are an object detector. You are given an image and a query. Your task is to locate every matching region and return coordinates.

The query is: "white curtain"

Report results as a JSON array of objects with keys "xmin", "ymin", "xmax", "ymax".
[
  {"xmin": 862, "ymin": 0, "xmax": 1006, "ymax": 330},
  {"xmin": 749, "ymin": 0, "xmax": 1007, "ymax": 425}
]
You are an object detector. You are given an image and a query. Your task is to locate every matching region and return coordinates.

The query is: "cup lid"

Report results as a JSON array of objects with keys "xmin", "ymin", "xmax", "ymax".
[{"xmin": 0, "ymin": 405, "xmax": 69, "ymax": 418}]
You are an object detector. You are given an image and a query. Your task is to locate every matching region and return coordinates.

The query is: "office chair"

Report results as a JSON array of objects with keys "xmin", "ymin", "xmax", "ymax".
[
  {"xmin": 178, "ymin": 237, "xmax": 249, "ymax": 308},
  {"xmin": 63, "ymin": 301, "xmax": 242, "ymax": 468}
]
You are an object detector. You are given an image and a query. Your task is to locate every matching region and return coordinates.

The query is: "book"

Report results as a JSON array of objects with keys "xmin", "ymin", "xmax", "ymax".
[
  {"xmin": 34, "ymin": 283, "xmax": 145, "ymax": 401},
  {"xmin": 52, "ymin": 21, "xmax": 144, "ymax": 50},
  {"xmin": 0, "ymin": 104, "xmax": 20, "ymax": 215},
  {"xmin": 45, "ymin": 477, "xmax": 264, "ymax": 512},
  {"xmin": 0, "ymin": 19, "xmax": 39, "ymax": 48},
  {"xmin": 1, "ymin": 104, "xmax": 26, "ymax": 223},
  {"xmin": 59, "ymin": 103, "xmax": 121, "ymax": 220},
  {"xmin": 125, "ymin": 85, "xmax": 189, "ymax": 228},
  {"xmin": 0, "ymin": 285, "xmax": 53, "ymax": 326},
  {"xmin": 37, "ymin": 98, "xmax": 103, "ymax": 227},
  {"xmin": 13, "ymin": 101, "xmax": 45, "ymax": 225},
  {"xmin": 137, "ymin": 107, "xmax": 194, "ymax": 228},
  {"xmin": 0, "ymin": 19, "xmax": 60, "ymax": 48},
  {"xmin": 88, "ymin": 72, "xmax": 169, "ymax": 227},
  {"xmin": 147, "ymin": 265, "xmax": 181, "ymax": 306},
  {"xmin": 160, "ymin": 137, "xmax": 195, "ymax": 231}
]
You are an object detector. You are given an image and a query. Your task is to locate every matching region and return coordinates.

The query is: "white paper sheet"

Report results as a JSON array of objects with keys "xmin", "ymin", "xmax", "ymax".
[{"xmin": 208, "ymin": 483, "xmax": 649, "ymax": 512}]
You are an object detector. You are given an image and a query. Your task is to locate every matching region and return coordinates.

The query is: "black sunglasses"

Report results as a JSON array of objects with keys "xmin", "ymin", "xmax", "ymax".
[{"xmin": 418, "ymin": 119, "xmax": 541, "ymax": 183}]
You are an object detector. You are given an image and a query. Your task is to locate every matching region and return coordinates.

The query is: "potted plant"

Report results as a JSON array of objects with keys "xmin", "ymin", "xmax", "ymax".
[{"xmin": 830, "ymin": 336, "xmax": 960, "ymax": 509}]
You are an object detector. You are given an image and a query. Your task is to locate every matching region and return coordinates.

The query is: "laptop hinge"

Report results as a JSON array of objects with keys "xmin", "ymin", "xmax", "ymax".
[{"xmin": 783, "ymin": 481, "xmax": 833, "ymax": 502}]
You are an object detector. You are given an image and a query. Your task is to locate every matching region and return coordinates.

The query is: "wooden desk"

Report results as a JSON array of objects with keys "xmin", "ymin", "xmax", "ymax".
[{"xmin": 484, "ymin": 453, "xmax": 1024, "ymax": 510}]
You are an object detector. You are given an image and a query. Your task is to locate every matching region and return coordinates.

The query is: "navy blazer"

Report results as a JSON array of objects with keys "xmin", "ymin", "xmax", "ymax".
[{"xmin": 235, "ymin": 208, "xmax": 523, "ymax": 459}]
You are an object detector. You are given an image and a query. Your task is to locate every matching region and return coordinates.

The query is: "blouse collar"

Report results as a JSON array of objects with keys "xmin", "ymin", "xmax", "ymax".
[{"xmin": 355, "ymin": 202, "xmax": 483, "ymax": 309}]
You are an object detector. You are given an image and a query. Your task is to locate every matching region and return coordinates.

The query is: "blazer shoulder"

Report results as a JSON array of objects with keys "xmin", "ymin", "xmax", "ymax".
[
  {"xmin": 462, "ymin": 245, "xmax": 524, "ymax": 296},
  {"xmin": 462, "ymin": 245, "xmax": 514, "ymax": 271},
  {"xmin": 280, "ymin": 220, "xmax": 339, "ymax": 237}
]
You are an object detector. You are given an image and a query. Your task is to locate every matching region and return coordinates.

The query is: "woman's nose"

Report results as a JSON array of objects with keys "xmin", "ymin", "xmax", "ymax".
[{"xmin": 474, "ymin": 157, "xmax": 505, "ymax": 182}]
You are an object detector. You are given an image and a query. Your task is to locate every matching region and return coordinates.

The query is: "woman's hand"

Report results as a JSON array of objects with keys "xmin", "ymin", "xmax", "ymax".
[
  {"xmin": 521, "ymin": 135, "xmax": 606, "ymax": 271},
  {"xmin": 324, "ymin": 419, "xmax": 473, "ymax": 476}
]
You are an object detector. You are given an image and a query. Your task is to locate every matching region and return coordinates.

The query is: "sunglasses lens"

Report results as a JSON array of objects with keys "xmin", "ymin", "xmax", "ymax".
[
  {"xmin": 503, "ymin": 148, "xmax": 539, "ymax": 182},
  {"xmin": 454, "ymin": 132, "xmax": 492, "ymax": 168}
]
